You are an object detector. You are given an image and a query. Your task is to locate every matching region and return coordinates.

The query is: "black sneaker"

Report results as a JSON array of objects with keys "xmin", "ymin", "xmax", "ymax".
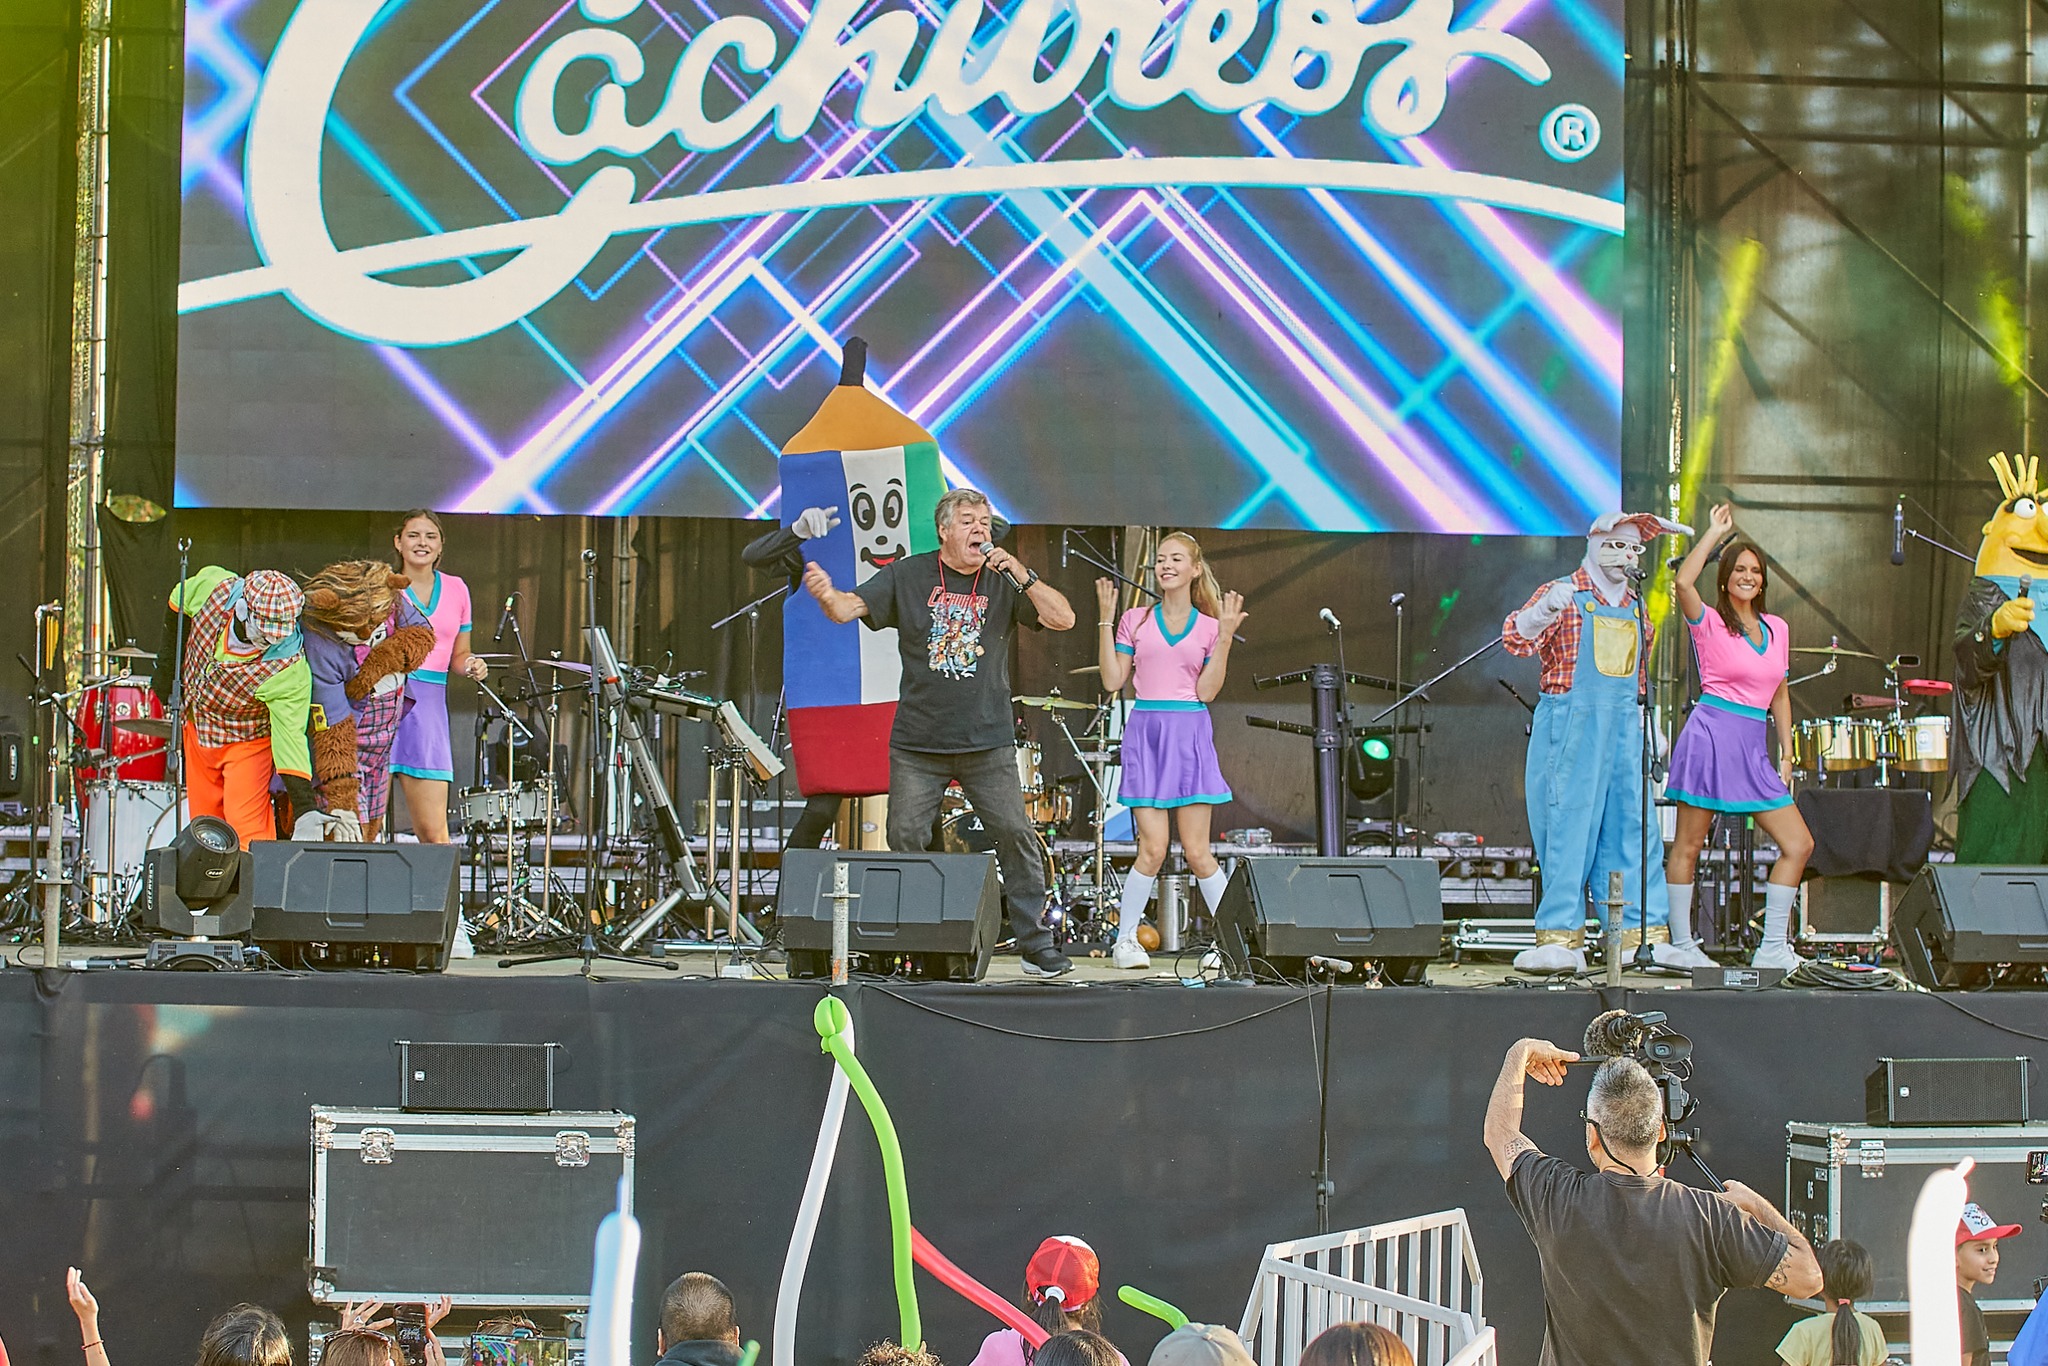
[{"xmin": 1021, "ymin": 947, "xmax": 1073, "ymax": 978}]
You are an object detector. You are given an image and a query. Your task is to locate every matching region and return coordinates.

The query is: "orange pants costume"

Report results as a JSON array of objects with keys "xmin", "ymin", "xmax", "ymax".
[{"xmin": 183, "ymin": 722, "xmax": 276, "ymax": 847}]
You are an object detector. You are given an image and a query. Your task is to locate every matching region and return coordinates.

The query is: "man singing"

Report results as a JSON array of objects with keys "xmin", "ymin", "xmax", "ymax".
[{"xmin": 803, "ymin": 488, "xmax": 1077, "ymax": 976}]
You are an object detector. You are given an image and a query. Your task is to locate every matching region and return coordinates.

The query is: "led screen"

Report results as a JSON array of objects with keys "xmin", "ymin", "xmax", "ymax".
[{"xmin": 177, "ymin": 0, "xmax": 1622, "ymax": 530}]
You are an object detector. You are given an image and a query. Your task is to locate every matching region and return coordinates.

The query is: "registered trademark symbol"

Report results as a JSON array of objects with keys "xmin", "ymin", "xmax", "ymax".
[{"xmin": 1540, "ymin": 104, "xmax": 1600, "ymax": 162}]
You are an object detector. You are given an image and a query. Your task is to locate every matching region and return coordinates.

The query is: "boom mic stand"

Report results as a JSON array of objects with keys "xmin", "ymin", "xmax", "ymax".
[{"xmin": 499, "ymin": 551, "xmax": 675, "ymax": 977}]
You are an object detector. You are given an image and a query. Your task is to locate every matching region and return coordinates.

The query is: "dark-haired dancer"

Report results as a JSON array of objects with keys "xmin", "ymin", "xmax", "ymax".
[{"xmin": 1664, "ymin": 502, "xmax": 1814, "ymax": 970}]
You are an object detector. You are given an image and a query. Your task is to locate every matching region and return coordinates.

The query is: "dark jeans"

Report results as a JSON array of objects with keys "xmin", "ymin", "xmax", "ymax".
[{"xmin": 887, "ymin": 745, "xmax": 1052, "ymax": 957}]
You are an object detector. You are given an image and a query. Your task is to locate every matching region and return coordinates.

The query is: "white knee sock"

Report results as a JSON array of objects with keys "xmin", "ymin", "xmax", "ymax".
[
  {"xmin": 1666, "ymin": 882, "xmax": 1698, "ymax": 948},
  {"xmin": 1196, "ymin": 868, "xmax": 1231, "ymax": 912},
  {"xmin": 1118, "ymin": 871, "xmax": 1156, "ymax": 943},
  {"xmin": 1762, "ymin": 882, "xmax": 1798, "ymax": 946}
]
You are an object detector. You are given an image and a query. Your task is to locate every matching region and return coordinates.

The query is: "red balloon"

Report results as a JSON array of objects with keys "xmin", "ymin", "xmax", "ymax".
[{"xmin": 910, "ymin": 1228, "xmax": 1050, "ymax": 1349}]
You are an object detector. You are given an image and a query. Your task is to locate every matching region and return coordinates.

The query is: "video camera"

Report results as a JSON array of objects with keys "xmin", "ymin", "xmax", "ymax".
[{"xmin": 1581, "ymin": 1008, "xmax": 1709, "ymax": 1177}]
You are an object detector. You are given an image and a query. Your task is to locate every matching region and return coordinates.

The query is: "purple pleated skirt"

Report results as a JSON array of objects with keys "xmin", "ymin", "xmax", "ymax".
[
  {"xmin": 390, "ymin": 679, "xmax": 454, "ymax": 782},
  {"xmin": 1119, "ymin": 704, "xmax": 1232, "ymax": 807},
  {"xmin": 1665, "ymin": 695, "xmax": 1791, "ymax": 813}
]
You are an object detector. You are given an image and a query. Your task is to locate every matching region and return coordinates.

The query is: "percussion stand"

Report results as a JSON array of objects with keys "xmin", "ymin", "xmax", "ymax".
[{"xmin": 1043, "ymin": 700, "xmax": 1112, "ymax": 925}]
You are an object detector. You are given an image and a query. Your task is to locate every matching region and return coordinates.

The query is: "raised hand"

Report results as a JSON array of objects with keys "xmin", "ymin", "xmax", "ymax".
[
  {"xmin": 66, "ymin": 1266, "xmax": 100, "ymax": 1324},
  {"xmin": 1707, "ymin": 501, "xmax": 1735, "ymax": 541},
  {"xmin": 1218, "ymin": 590, "xmax": 1248, "ymax": 635},
  {"xmin": 1095, "ymin": 577, "xmax": 1118, "ymax": 617}
]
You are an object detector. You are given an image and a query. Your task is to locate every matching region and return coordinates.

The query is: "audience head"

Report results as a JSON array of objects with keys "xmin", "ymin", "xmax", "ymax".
[
  {"xmin": 1584, "ymin": 1057, "xmax": 1663, "ymax": 1169},
  {"xmin": 1147, "ymin": 1324, "xmax": 1256, "ymax": 1366},
  {"xmin": 1817, "ymin": 1239, "xmax": 1873, "ymax": 1366},
  {"xmin": 855, "ymin": 1344, "xmax": 942, "ymax": 1366},
  {"xmin": 658, "ymin": 1272, "xmax": 741, "ymax": 1351},
  {"xmin": 317, "ymin": 1330, "xmax": 394, "ymax": 1366},
  {"xmin": 196, "ymin": 1305, "xmax": 291, "ymax": 1366},
  {"xmin": 1024, "ymin": 1236, "xmax": 1105, "ymax": 1337},
  {"xmin": 1032, "ymin": 1331, "xmax": 1121, "ymax": 1366},
  {"xmin": 1298, "ymin": 1323, "xmax": 1414, "ymax": 1366}
]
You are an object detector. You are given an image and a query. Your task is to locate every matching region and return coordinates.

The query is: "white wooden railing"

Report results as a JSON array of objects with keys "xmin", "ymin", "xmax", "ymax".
[{"xmin": 1238, "ymin": 1210, "xmax": 1497, "ymax": 1366}]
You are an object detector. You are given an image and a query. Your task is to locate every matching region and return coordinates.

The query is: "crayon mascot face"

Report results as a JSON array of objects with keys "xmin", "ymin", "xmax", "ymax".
[
  {"xmin": 1978, "ymin": 452, "xmax": 2048, "ymax": 579},
  {"xmin": 778, "ymin": 342, "xmax": 946, "ymax": 796}
]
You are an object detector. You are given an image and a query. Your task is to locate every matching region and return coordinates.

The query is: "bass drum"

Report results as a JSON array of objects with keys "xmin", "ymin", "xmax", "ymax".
[{"xmin": 83, "ymin": 779, "xmax": 184, "ymax": 881}]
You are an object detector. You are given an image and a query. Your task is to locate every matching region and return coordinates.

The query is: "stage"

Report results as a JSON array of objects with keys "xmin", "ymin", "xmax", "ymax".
[{"xmin": 4, "ymin": 966, "xmax": 2045, "ymax": 1366}]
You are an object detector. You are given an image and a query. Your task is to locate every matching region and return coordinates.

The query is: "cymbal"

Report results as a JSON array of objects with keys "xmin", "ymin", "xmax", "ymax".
[
  {"xmin": 1013, "ymin": 694, "xmax": 1095, "ymax": 711},
  {"xmin": 531, "ymin": 658, "xmax": 592, "ymax": 674},
  {"xmin": 1791, "ymin": 645, "xmax": 1878, "ymax": 660},
  {"xmin": 113, "ymin": 717, "xmax": 174, "ymax": 738},
  {"xmin": 108, "ymin": 645, "xmax": 157, "ymax": 661}
]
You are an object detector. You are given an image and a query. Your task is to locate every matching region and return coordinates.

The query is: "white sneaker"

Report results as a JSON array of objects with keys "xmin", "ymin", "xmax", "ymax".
[
  {"xmin": 1654, "ymin": 940, "xmax": 1716, "ymax": 970},
  {"xmin": 450, "ymin": 917, "xmax": 476, "ymax": 959},
  {"xmin": 1112, "ymin": 939, "xmax": 1152, "ymax": 970},
  {"xmin": 1751, "ymin": 939, "xmax": 1809, "ymax": 972},
  {"xmin": 1513, "ymin": 943, "xmax": 1587, "ymax": 975}
]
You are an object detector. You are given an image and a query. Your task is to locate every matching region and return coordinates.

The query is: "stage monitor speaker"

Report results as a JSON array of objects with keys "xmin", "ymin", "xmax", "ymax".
[
  {"xmin": 1865, "ymin": 1057, "xmax": 2029, "ymax": 1126},
  {"xmin": 779, "ymin": 850, "xmax": 1001, "ymax": 981},
  {"xmin": 1215, "ymin": 856, "xmax": 1442, "ymax": 984},
  {"xmin": 250, "ymin": 842, "xmax": 461, "ymax": 971},
  {"xmin": 1891, "ymin": 865, "xmax": 2048, "ymax": 989}
]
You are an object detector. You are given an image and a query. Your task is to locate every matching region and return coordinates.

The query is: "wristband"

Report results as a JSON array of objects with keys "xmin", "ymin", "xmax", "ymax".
[{"xmin": 83, "ymin": 1343, "xmax": 102, "ymax": 1352}]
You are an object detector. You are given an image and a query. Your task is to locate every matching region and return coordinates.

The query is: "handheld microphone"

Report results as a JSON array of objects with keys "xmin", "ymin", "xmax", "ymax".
[
  {"xmin": 1306, "ymin": 955, "xmax": 1355, "ymax": 974},
  {"xmin": 1622, "ymin": 566, "xmax": 1648, "ymax": 583},
  {"xmin": 1060, "ymin": 529, "xmax": 1069, "ymax": 569},
  {"xmin": 581, "ymin": 548, "xmax": 598, "ymax": 566},
  {"xmin": 1389, "ymin": 592, "xmax": 1407, "ymax": 608},
  {"xmin": 1319, "ymin": 607, "xmax": 1341, "ymax": 630},
  {"xmin": 1892, "ymin": 497, "xmax": 1906, "ymax": 566},
  {"xmin": 494, "ymin": 593, "xmax": 518, "ymax": 645},
  {"xmin": 2021, "ymin": 575, "xmax": 2035, "ymax": 600}
]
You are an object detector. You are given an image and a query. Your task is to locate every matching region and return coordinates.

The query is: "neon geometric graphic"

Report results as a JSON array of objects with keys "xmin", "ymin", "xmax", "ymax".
[{"xmin": 175, "ymin": 0, "xmax": 1622, "ymax": 532}]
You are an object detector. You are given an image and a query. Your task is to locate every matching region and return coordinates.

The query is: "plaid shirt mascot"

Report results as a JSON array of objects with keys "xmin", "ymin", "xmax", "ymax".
[
  {"xmin": 1953, "ymin": 452, "xmax": 2048, "ymax": 862},
  {"xmin": 772, "ymin": 339, "xmax": 943, "ymax": 805},
  {"xmin": 1503, "ymin": 513, "xmax": 1689, "ymax": 974},
  {"xmin": 169, "ymin": 567, "xmax": 316, "ymax": 847}
]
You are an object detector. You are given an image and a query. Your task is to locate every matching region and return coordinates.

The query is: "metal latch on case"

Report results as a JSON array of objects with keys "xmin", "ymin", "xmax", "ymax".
[
  {"xmin": 555, "ymin": 1131, "xmax": 591, "ymax": 1167},
  {"xmin": 360, "ymin": 1128, "xmax": 397, "ymax": 1165},
  {"xmin": 1858, "ymin": 1139, "xmax": 1886, "ymax": 1178}
]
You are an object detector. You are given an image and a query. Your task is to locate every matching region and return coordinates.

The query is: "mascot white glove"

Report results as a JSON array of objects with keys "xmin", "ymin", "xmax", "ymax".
[
  {"xmin": 1514, "ymin": 578, "xmax": 1579, "ymax": 641},
  {"xmin": 793, "ymin": 506, "xmax": 842, "ymax": 540},
  {"xmin": 291, "ymin": 809, "xmax": 363, "ymax": 842}
]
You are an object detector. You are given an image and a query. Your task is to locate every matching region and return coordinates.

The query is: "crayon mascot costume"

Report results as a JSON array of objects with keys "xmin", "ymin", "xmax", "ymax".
[
  {"xmin": 299, "ymin": 561, "xmax": 438, "ymax": 839},
  {"xmin": 1504, "ymin": 512, "xmax": 1689, "ymax": 974},
  {"xmin": 169, "ymin": 567, "xmax": 315, "ymax": 847},
  {"xmin": 1953, "ymin": 452, "xmax": 2048, "ymax": 862},
  {"xmin": 778, "ymin": 339, "xmax": 944, "ymax": 805}
]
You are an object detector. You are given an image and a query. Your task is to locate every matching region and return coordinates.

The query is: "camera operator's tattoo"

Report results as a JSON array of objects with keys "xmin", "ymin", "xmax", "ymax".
[
  {"xmin": 1498, "ymin": 1135, "xmax": 1538, "ymax": 1170},
  {"xmin": 1762, "ymin": 1243, "xmax": 1801, "ymax": 1294}
]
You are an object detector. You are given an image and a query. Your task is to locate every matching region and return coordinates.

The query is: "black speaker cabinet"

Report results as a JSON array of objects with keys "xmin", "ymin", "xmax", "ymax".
[
  {"xmin": 779, "ymin": 850, "xmax": 1001, "ymax": 981},
  {"xmin": 1215, "ymin": 856, "xmax": 1443, "ymax": 983},
  {"xmin": 398, "ymin": 1041, "xmax": 558, "ymax": 1113},
  {"xmin": 250, "ymin": 842, "xmax": 462, "ymax": 971},
  {"xmin": 1891, "ymin": 865, "xmax": 2048, "ymax": 989},
  {"xmin": 1865, "ymin": 1057, "xmax": 2029, "ymax": 1126}
]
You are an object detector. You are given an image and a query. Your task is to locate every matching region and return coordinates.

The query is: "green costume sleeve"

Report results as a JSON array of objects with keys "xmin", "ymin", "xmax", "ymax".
[
  {"xmin": 256, "ymin": 657, "xmax": 314, "ymax": 779},
  {"xmin": 169, "ymin": 566, "xmax": 236, "ymax": 615}
]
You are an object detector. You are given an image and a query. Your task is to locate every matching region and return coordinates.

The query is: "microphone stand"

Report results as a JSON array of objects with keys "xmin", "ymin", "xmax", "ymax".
[{"xmin": 1059, "ymin": 529, "xmax": 1157, "ymax": 603}]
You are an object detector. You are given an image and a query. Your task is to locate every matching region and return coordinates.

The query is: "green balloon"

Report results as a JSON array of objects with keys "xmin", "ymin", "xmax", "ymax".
[
  {"xmin": 1118, "ymin": 1285, "xmax": 1190, "ymax": 1330},
  {"xmin": 815, "ymin": 996, "xmax": 922, "ymax": 1351}
]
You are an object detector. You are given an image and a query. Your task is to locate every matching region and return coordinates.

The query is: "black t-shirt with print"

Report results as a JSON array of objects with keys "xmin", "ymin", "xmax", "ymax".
[{"xmin": 853, "ymin": 551, "xmax": 1042, "ymax": 753}]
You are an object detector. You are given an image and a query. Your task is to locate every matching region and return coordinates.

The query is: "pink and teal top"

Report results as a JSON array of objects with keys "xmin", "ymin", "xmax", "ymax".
[
  {"xmin": 1685, "ymin": 607, "xmax": 1789, "ymax": 716},
  {"xmin": 1115, "ymin": 603, "xmax": 1219, "ymax": 708},
  {"xmin": 404, "ymin": 571, "xmax": 472, "ymax": 685}
]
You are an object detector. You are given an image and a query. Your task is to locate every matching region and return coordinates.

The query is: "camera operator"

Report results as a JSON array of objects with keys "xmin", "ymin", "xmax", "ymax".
[{"xmin": 1482, "ymin": 1035, "xmax": 1820, "ymax": 1365}]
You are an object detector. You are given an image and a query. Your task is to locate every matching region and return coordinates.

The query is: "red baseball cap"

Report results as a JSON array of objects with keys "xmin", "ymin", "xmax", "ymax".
[
  {"xmin": 1958, "ymin": 1202, "xmax": 2023, "ymax": 1246},
  {"xmin": 1026, "ymin": 1235, "xmax": 1100, "ymax": 1309}
]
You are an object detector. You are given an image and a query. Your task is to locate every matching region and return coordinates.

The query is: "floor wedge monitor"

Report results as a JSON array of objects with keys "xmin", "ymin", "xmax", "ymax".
[
  {"xmin": 780, "ymin": 850, "xmax": 1001, "ymax": 981},
  {"xmin": 1215, "ymin": 856, "xmax": 1442, "ymax": 984}
]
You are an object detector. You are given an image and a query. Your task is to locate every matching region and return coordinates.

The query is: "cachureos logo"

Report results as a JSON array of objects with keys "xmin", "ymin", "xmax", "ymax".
[{"xmin": 184, "ymin": 0, "xmax": 1619, "ymax": 349}]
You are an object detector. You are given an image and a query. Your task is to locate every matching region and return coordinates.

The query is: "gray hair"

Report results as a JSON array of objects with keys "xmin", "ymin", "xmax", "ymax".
[
  {"xmin": 1587, "ymin": 1057, "xmax": 1662, "ymax": 1153},
  {"xmin": 933, "ymin": 486, "xmax": 991, "ymax": 532}
]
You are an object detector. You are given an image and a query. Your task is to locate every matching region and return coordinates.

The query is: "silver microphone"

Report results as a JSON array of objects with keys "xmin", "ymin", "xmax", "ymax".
[
  {"xmin": 1319, "ymin": 607, "xmax": 1341, "ymax": 630},
  {"xmin": 1389, "ymin": 592, "xmax": 1407, "ymax": 607},
  {"xmin": 1622, "ymin": 566, "xmax": 1648, "ymax": 582},
  {"xmin": 2021, "ymin": 575, "xmax": 2035, "ymax": 600}
]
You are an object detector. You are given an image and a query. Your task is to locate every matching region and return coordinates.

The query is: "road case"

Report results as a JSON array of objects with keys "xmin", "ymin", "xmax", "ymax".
[
  {"xmin": 1786, "ymin": 1120, "xmax": 2048, "ymax": 1312},
  {"xmin": 310, "ymin": 1107, "xmax": 634, "ymax": 1308}
]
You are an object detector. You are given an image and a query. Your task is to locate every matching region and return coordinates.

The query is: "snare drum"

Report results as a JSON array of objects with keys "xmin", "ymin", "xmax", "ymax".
[
  {"xmin": 83, "ymin": 779, "xmax": 183, "ymax": 879},
  {"xmin": 1890, "ymin": 714, "xmax": 1951, "ymax": 772},
  {"xmin": 1794, "ymin": 717, "xmax": 1881, "ymax": 772},
  {"xmin": 1025, "ymin": 787, "xmax": 1072, "ymax": 828},
  {"xmin": 459, "ymin": 781, "xmax": 555, "ymax": 828}
]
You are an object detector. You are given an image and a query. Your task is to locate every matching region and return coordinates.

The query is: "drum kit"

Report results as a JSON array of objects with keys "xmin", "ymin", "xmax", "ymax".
[{"xmin": 1785, "ymin": 643, "xmax": 1951, "ymax": 782}]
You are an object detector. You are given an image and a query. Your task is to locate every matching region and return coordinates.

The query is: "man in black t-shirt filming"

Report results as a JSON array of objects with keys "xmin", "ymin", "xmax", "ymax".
[
  {"xmin": 1482, "ymin": 1036, "xmax": 1821, "ymax": 1366},
  {"xmin": 803, "ymin": 487, "xmax": 1078, "ymax": 976}
]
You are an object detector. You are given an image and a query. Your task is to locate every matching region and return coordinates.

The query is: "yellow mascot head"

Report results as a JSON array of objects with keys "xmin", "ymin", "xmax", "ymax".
[{"xmin": 1976, "ymin": 452, "xmax": 2048, "ymax": 579}]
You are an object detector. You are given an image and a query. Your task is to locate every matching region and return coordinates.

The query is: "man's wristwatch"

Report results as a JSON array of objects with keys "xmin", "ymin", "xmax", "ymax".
[{"xmin": 1014, "ymin": 567, "xmax": 1040, "ymax": 590}]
